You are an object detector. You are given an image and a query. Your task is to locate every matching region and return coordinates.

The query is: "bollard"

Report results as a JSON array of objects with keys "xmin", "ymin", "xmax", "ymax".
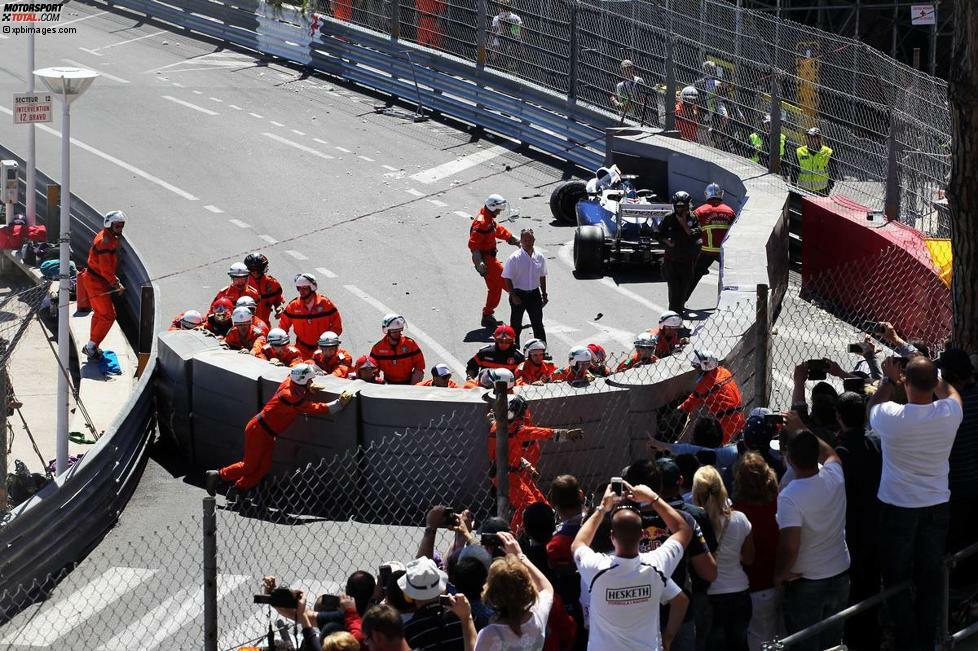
[
  {"xmin": 493, "ymin": 380, "xmax": 509, "ymax": 521},
  {"xmin": 753, "ymin": 284, "xmax": 771, "ymax": 409},
  {"xmin": 203, "ymin": 494, "xmax": 218, "ymax": 651}
]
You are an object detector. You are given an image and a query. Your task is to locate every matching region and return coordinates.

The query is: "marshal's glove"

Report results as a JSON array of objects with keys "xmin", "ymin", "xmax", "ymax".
[{"xmin": 554, "ymin": 427, "xmax": 584, "ymax": 442}]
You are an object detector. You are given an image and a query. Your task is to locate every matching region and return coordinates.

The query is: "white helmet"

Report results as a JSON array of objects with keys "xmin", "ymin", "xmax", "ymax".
[
  {"xmin": 705, "ymin": 183, "xmax": 724, "ymax": 201},
  {"xmin": 484, "ymin": 194, "xmax": 508, "ymax": 213},
  {"xmin": 523, "ymin": 338, "xmax": 547, "ymax": 355},
  {"xmin": 318, "ymin": 331, "xmax": 341, "ymax": 347},
  {"xmin": 290, "ymin": 363, "xmax": 317, "ymax": 386},
  {"xmin": 103, "ymin": 210, "xmax": 127, "ymax": 228},
  {"xmin": 228, "ymin": 262, "xmax": 249, "ymax": 278},
  {"xmin": 568, "ymin": 345, "xmax": 593, "ymax": 365},
  {"xmin": 235, "ymin": 296, "xmax": 257, "ymax": 313},
  {"xmin": 266, "ymin": 328, "xmax": 290, "ymax": 347},
  {"xmin": 658, "ymin": 310, "xmax": 683, "ymax": 328},
  {"xmin": 382, "ymin": 313, "xmax": 407, "ymax": 334},
  {"xmin": 634, "ymin": 332, "xmax": 656, "ymax": 349},
  {"xmin": 691, "ymin": 348, "xmax": 719, "ymax": 372},
  {"xmin": 180, "ymin": 310, "xmax": 203, "ymax": 328},
  {"xmin": 294, "ymin": 273, "xmax": 317, "ymax": 290},
  {"xmin": 680, "ymin": 86, "xmax": 699, "ymax": 102},
  {"xmin": 231, "ymin": 306, "xmax": 253, "ymax": 325},
  {"xmin": 479, "ymin": 367, "xmax": 515, "ymax": 390},
  {"xmin": 702, "ymin": 60, "xmax": 717, "ymax": 75}
]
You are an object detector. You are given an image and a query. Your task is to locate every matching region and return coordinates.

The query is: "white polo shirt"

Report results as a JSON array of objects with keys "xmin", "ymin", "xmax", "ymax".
[
  {"xmin": 574, "ymin": 539, "xmax": 684, "ymax": 651},
  {"xmin": 502, "ymin": 247, "xmax": 547, "ymax": 291}
]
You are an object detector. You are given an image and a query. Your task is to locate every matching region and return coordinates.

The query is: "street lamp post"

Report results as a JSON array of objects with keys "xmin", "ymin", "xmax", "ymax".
[
  {"xmin": 33, "ymin": 67, "xmax": 97, "ymax": 476},
  {"xmin": 26, "ymin": 33, "xmax": 36, "ymax": 226}
]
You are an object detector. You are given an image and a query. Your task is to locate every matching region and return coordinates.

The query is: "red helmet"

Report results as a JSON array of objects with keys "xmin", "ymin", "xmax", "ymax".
[
  {"xmin": 587, "ymin": 343, "xmax": 607, "ymax": 364},
  {"xmin": 210, "ymin": 297, "xmax": 234, "ymax": 321},
  {"xmin": 493, "ymin": 324, "xmax": 516, "ymax": 341},
  {"xmin": 355, "ymin": 355, "xmax": 378, "ymax": 370}
]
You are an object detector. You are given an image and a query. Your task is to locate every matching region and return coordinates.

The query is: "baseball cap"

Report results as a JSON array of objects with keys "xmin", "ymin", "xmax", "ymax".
[
  {"xmin": 397, "ymin": 557, "xmax": 448, "ymax": 601},
  {"xmin": 656, "ymin": 458, "xmax": 682, "ymax": 489},
  {"xmin": 478, "ymin": 516, "xmax": 511, "ymax": 535},
  {"xmin": 457, "ymin": 544, "xmax": 493, "ymax": 570},
  {"xmin": 431, "ymin": 363, "xmax": 452, "ymax": 378}
]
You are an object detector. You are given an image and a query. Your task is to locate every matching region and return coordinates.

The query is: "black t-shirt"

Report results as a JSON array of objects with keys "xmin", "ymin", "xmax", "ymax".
[
  {"xmin": 659, "ymin": 212, "xmax": 702, "ymax": 261},
  {"xmin": 836, "ymin": 428, "xmax": 882, "ymax": 562},
  {"xmin": 404, "ymin": 602, "xmax": 464, "ymax": 651}
]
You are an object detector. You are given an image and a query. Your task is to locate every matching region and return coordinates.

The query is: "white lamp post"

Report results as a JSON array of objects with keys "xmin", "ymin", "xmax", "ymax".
[{"xmin": 33, "ymin": 67, "xmax": 98, "ymax": 476}]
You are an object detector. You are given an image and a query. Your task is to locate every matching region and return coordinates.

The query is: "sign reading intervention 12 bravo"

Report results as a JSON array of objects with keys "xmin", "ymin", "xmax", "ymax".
[{"xmin": 12, "ymin": 92, "xmax": 53, "ymax": 124}]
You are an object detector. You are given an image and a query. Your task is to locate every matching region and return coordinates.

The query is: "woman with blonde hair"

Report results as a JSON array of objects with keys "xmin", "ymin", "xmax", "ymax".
[{"xmin": 693, "ymin": 464, "xmax": 755, "ymax": 651}]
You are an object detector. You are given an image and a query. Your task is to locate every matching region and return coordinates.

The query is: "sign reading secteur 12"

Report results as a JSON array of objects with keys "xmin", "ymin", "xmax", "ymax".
[{"xmin": 12, "ymin": 92, "xmax": 53, "ymax": 124}]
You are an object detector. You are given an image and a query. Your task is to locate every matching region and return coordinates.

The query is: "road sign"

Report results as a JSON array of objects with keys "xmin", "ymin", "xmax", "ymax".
[
  {"xmin": 911, "ymin": 4, "xmax": 936, "ymax": 26},
  {"xmin": 12, "ymin": 92, "xmax": 53, "ymax": 125}
]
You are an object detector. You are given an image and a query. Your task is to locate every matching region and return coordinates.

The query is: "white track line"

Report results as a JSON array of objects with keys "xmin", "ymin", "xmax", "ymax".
[
  {"xmin": 61, "ymin": 58, "xmax": 129, "ymax": 84},
  {"xmin": 410, "ymin": 145, "xmax": 509, "ymax": 184},
  {"xmin": 192, "ymin": 90, "xmax": 203, "ymax": 95},
  {"xmin": 313, "ymin": 137, "xmax": 329, "ymax": 145},
  {"xmin": 171, "ymin": 82, "xmax": 184, "ymax": 88},
  {"xmin": 249, "ymin": 112, "xmax": 264, "ymax": 119},
  {"xmin": 286, "ymin": 250, "xmax": 308, "ymax": 260},
  {"xmin": 0, "ymin": 106, "xmax": 198, "ymax": 201},
  {"xmin": 556, "ymin": 239, "xmax": 668, "ymax": 313},
  {"xmin": 259, "ymin": 234, "xmax": 278, "ymax": 244},
  {"xmin": 229, "ymin": 104, "xmax": 243, "ymax": 110},
  {"xmin": 58, "ymin": 10, "xmax": 108, "ymax": 26},
  {"xmin": 405, "ymin": 188, "xmax": 424, "ymax": 197},
  {"xmin": 79, "ymin": 30, "xmax": 165, "ymax": 56},
  {"xmin": 229, "ymin": 219, "xmax": 251, "ymax": 228},
  {"xmin": 209, "ymin": 97, "xmax": 223, "ymax": 103},
  {"xmin": 161, "ymin": 95, "xmax": 219, "ymax": 116},
  {"xmin": 292, "ymin": 129, "xmax": 306, "ymax": 136},
  {"xmin": 335, "ymin": 146, "xmax": 352, "ymax": 153},
  {"xmin": 204, "ymin": 205, "xmax": 224, "ymax": 213},
  {"xmin": 454, "ymin": 210, "xmax": 472, "ymax": 219},
  {"xmin": 382, "ymin": 164, "xmax": 400, "ymax": 172},
  {"xmin": 344, "ymin": 284, "xmax": 466, "ymax": 377},
  {"xmin": 358, "ymin": 155, "xmax": 375, "ymax": 162},
  {"xmin": 261, "ymin": 132, "xmax": 335, "ymax": 160},
  {"xmin": 427, "ymin": 199, "xmax": 448, "ymax": 207},
  {"xmin": 315, "ymin": 267, "xmax": 337, "ymax": 279},
  {"xmin": 270, "ymin": 120, "xmax": 285, "ymax": 127}
]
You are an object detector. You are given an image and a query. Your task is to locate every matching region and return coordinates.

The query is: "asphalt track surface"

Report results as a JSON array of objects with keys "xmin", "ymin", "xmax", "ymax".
[{"xmin": 0, "ymin": 4, "xmax": 723, "ymax": 647}]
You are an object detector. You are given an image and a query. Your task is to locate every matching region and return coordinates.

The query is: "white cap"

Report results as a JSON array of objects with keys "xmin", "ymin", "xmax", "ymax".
[{"xmin": 431, "ymin": 363, "xmax": 452, "ymax": 378}]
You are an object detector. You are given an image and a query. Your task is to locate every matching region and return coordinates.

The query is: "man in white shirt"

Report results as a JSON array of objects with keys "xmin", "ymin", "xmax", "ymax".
[
  {"xmin": 573, "ymin": 482, "xmax": 692, "ymax": 650},
  {"xmin": 868, "ymin": 355, "xmax": 963, "ymax": 651},
  {"xmin": 775, "ymin": 423, "xmax": 850, "ymax": 651},
  {"xmin": 502, "ymin": 228, "xmax": 547, "ymax": 346}
]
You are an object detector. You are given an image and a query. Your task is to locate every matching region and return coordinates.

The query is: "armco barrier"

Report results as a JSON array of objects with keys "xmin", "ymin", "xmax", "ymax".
[{"xmin": 0, "ymin": 143, "xmax": 159, "ymax": 607}]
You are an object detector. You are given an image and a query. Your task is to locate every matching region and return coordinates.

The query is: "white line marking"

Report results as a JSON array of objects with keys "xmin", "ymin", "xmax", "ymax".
[
  {"xmin": 261, "ymin": 132, "xmax": 335, "ymax": 160},
  {"xmin": 60, "ymin": 59, "xmax": 129, "ymax": 83},
  {"xmin": 259, "ymin": 234, "xmax": 278, "ymax": 244},
  {"xmin": 270, "ymin": 120, "xmax": 285, "ymax": 127},
  {"xmin": 358, "ymin": 155, "xmax": 375, "ymax": 162},
  {"xmin": 78, "ymin": 48, "xmax": 101, "ymax": 57},
  {"xmin": 204, "ymin": 205, "xmax": 224, "ymax": 213},
  {"xmin": 249, "ymin": 112, "xmax": 264, "ymax": 118},
  {"xmin": 313, "ymin": 137, "xmax": 329, "ymax": 145},
  {"xmin": 97, "ymin": 574, "xmax": 249, "ymax": 650},
  {"xmin": 406, "ymin": 188, "xmax": 425, "ymax": 197},
  {"xmin": 410, "ymin": 145, "xmax": 509, "ymax": 184},
  {"xmin": 335, "ymin": 146, "xmax": 352, "ymax": 153},
  {"xmin": 315, "ymin": 267, "xmax": 338, "ymax": 279},
  {"xmin": 161, "ymin": 95, "xmax": 219, "ymax": 116},
  {"xmin": 229, "ymin": 104, "xmax": 243, "ymax": 110},
  {"xmin": 292, "ymin": 129, "xmax": 306, "ymax": 136},
  {"xmin": 344, "ymin": 285, "xmax": 466, "ymax": 377},
  {"xmin": 0, "ymin": 106, "xmax": 199, "ymax": 201},
  {"xmin": 427, "ymin": 199, "xmax": 448, "ymax": 207},
  {"xmin": 229, "ymin": 219, "xmax": 251, "ymax": 228},
  {"xmin": 141, "ymin": 52, "xmax": 259, "ymax": 74},
  {"xmin": 454, "ymin": 210, "xmax": 472, "ymax": 219},
  {"xmin": 556, "ymin": 239, "xmax": 668, "ymax": 313},
  {"xmin": 90, "ymin": 29, "xmax": 166, "ymax": 54},
  {"xmin": 0, "ymin": 567, "xmax": 157, "ymax": 646},
  {"xmin": 58, "ymin": 10, "xmax": 108, "ymax": 26},
  {"xmin": 382, "ymin": 164, "xmax": 399, "ymax": 172},
  {"xmin": 286, "ymin": 250, "xmax": 308, "ymax": 260},
  {"xmin": 192, "ymin": 90, "xmax": 203, "ymax": 95},
  {"xmin": 209, "ymin": 96, "xmax": 223, "ymax": 103},
  {"xmin": 171, "ymin": 82, "xmax": 184, "ymax": 88}
]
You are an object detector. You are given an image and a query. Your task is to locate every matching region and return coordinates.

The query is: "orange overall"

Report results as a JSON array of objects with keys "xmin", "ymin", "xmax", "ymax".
[
  {"xmin": 279, "ymin": 294, "xmax": 343, "ymax": 358},
  {"xmin": 489, "ymin": 416, "xmax": 556, "ymax": 531},
  {"xmin": 416, "ymin": 0, "xmax": 445, "ymax": 47},
  {"xmin": 219, "ymin": 378, "xmax": 334, "ymax": 490},
  {"xmin": 416, "ymin": 378, "xmax": 460, "ymax": 388},
  {"xmin": 253, "ymin": 342, "xmax": 304, "ymax": 367},
  {"xmin": 615, "ymin": 353, "xmax": 658, "ymax": 373},
  {"xmin": 515, "ymin": 360, "xmax": 556, "ymax": 385},
  {"xmin": 370, "ymin": 336, "xmax": 425, "ymax": 385},
  {"xmin": 224, "ymin": 324, "xmax": 265, "ymax": 351},
  {"xmin": 84, "ymin": 229, "xmax": 121, "ymax": 346},
  {"xmin": 469, "ymin": 206, "xmax": 514, "ymax": 317},
  {"xmin": 247, "ymin": 274, "xmax": 284, "ymax": 324},
  {"xmin": 310, "ymin": 347, "xmax": 354, "ymax": 377},
  {"xmin": 212, "ymin": 283, "xmax": 260, "ymax": 310},
  {"xmin": 680, "ymin": 366, "xmax": 745, "ymax": 444}
]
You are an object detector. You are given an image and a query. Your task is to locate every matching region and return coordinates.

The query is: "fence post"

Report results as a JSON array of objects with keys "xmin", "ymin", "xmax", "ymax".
[
  {"xmin": 203, "ymin": 494, "xmax": 218, "ymax": 651},
  {"xmin": 566, "ymin": 0, "xmax": 578, "ymax": 107},
  {"xmin": 663, "ymin": 35, "xmax": 676, "ymax": 132},
  {"xmin": 754, "ymin": 283, "xmax": 770, "ymax": 409},
  {"xmin": 493, "ymin": 380, "xmax": 509, "ymax": 521},
  {"xmin": 769, "ymin": 69, "xmax": 783, "ymax": 176},
  {"xmin": 884, "ymin": 110, "xmax": 901, "ymax": 221},
  {"xmin": 388, "ymin": 0, "xmax": 399, "ymax": 41},
  {"xmin": 475, "ymin": 0, "xmax": 488, "ymax": 71}
]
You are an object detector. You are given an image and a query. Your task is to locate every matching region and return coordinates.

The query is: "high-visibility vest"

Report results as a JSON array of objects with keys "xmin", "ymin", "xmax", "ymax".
[
  {"xmin": 796, "ymin": 145, "xmax": 833, "ymax": 192},
  {"xmin": 749, "ymin": 132, "xmax": 786, "ymax": 164}
]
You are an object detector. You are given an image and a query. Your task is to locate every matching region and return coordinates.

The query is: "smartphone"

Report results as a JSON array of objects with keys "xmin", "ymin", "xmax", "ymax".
[
  {"xmin": 807, "ymin": 359, "xmax": 829, "ymax": 381},
  {"xmin": 764, "ymin": 414, "xmax": 785, "ymax": 426},
  {"xmin": 481, "ymin": 533, "xmax": 501, "ymax": 547},
  {"xmin": 864, "ymin": 321, "xmax": 884, "ymax": 335},
  {"xmin": 317, "ymin": 594, "xmax": 341, "ymax": 611},
  {"xmin": 442, "ymin": 508, "xmax": 457, "ymax": 528},
  {"xmin": 843, "ymin": 377, "xmax": 867, "ymax": 394},
  {"xmin": 254, "ymin": 587, "xmax": 299, "ymax": 609},
  {"xmin": 439, "ymin": 595, "xmax": 452, "ymax": 608},
  {"xmin": 610, "ymin": 476, "xmax": 624, "ymax": 496},
  {"xmin": 677, "ymin": 327, "xmax": 692, "ymax": 339},
  {"xmin": 379, "ymin": 564, "xmax": 392, "ymax": 587},
  {"xmin": 848, "ymin": 343, "xmax": 863, "ymax": 354}
]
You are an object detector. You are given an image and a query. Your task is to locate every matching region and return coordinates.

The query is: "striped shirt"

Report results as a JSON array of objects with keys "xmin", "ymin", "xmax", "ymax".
[{"xmin": 404, "ymin": 603, "xmax": 465, "ymax": 651}]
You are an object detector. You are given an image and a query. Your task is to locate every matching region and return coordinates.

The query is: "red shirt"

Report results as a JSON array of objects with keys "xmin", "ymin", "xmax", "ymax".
[
  {"xmin": 732, "ymin": 499, "xmax": 779, "ymax": 591},
  {"xmin": 253, "ymin": 377, "xmax": 332, "ymax": 436},
  {"xmin": 693, "ymin": 200, "xmax": 737, "ymax": 255},
  {"xmin": 310, "ymin": 347, "xmax": 353, "ymax": 377},
  {"xmin": 279, "ymin": 294, "xmax": 343, "ymax": 351},
  {"xmin": 675, "ymin": 102, "xmax": 699, "ymax": 142},
  {"xmin": 212, "ymin": 283, "xmax": 260, "ymax": 309},
  {"xmin": 468, "ymin": 206, "xmax": 513, "ymax": 254},
  {"xmin": 224, "ymin": 324, "xmax": 265, "ymax": 350},
  {"xmin": 86, "ymin": 229, "xmax": 121, "ymax": 286},
  {"xmin": 516, "ymin": 360, "xmax": 556, "ymax": 385},
  {"xmin": 370, "ymin": 336, "xmax": 425, "ymax": 384}
]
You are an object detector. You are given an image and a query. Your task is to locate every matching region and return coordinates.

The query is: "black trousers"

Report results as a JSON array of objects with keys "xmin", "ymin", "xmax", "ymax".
[
  {"xmin": 662, "ymin": 257, "xmax": 696, "ymax": 314},
  {"xmin": 509, "ymin": 288, "xmax": 546, "ymax": 345}
]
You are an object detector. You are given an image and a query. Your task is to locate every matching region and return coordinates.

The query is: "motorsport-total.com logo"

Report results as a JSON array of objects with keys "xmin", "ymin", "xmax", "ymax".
[{"xmin": 1, "ymin": 1, "xmax": 64, "ymax": 23}]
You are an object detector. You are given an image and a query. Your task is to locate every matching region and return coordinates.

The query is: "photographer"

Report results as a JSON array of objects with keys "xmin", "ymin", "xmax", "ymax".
[
  {"xmin": 417, "ymin": 505, "xmax": 477, "ymax": 564},
  {"xmin": 400, "ymin": 557, "xmax": 465, "ymax": 650},
  {"xmin": 261, "ymin": 576, "xmax": 364, "ymax": 646}
]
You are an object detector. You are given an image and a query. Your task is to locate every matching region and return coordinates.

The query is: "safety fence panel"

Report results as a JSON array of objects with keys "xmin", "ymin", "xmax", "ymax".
[{"xmin": 482, "ymin": 0, "xmax": 571, "ymax": 95}]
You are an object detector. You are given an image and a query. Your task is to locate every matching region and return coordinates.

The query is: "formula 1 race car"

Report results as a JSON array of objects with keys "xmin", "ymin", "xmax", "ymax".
[{"xmin": 550, "ymin": 166, "xmax": 673, "ymax": 274}]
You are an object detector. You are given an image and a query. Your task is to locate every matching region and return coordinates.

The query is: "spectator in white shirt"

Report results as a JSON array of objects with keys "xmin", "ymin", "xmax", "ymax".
[
  {"xmin": 868, "ymin": 355, "xmax": 963, "ymax": 651},
  {"xmin": 774, "ymin": 419, "xmax": 850, "ymax": 651},
  {"xmin": 692, "ymin": 465, "xmax": 754, "ymax": 651},
  {"xmin": 572, "ymin": 482, "xmax": 692, "ymax": 651},
  {"xmin": 502, "ymin": 228, "xmax": 548, "ymax": 346}
]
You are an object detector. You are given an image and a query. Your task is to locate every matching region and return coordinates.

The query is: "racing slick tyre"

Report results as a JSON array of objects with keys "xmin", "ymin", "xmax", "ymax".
[
  {"xmin": 574, "ymin": 226, "xmax": 604, "ymax": 274},
  {"xmin": 550, "ymin": 180, "xmax": 588, "ymax": 225}
]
